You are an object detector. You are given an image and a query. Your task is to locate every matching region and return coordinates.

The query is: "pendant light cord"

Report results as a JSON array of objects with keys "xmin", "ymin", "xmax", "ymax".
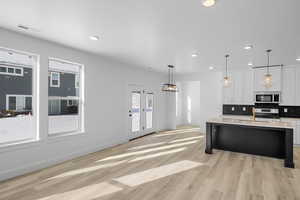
[
  {"xmin": 225, "ymin": 54, "xmax": 229, "ymax": 77},
  {"xmin": 266, "ymin": 49, "xmax": 272, "ymax": 74}
]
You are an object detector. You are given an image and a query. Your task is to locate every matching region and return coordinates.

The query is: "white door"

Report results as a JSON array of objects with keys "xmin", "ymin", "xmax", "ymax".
[{"xmin": 128, "ymin": 85, "xmax": 155, "ymax": 140}]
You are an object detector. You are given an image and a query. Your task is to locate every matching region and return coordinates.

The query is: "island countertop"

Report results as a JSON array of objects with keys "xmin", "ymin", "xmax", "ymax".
[{"xmin": 207, "ymin": 117, "xmax": 295, "ymax": 130}]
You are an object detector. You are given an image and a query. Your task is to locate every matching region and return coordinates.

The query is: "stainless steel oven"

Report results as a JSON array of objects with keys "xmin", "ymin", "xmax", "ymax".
[{"xmin": 255, "ymin": 92, "xmax": 280, "ymax": 104}]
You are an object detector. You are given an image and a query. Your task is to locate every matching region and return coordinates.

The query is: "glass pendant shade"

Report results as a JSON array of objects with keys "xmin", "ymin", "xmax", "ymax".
[
  {"xmin": 264, "ymin": 73, "xmax": 272, "ymax": 88},
  {"xmin": 162, "ymin": 65, "xmax": 178, "ymax": 92},
  {"xmin": 224, "ymin": 76, "xmax": 230, "ymax": 87}
]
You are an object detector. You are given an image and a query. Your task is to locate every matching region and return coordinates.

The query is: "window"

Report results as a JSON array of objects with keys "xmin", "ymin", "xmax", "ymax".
[
  {"xmin": 48, "ymin": 58, "xmax": 84, "ymax": 136},
  {"xmin": 6, "ymin": 95, "xmax": 32, "ymax": 112},
  {"xmin": 0, "ymin": 65, "xmax": 24, "ymax": 76},
  {"xmin": 0, "ymin": 48, "xmax": 38, "ymax": 145},
  {"xmin": 146, "ymin": 93, "xmax": 154, "ymax": 129},
  {"xmin": 50, "ymin": 72, "xmax": 60, "ymax": 87}
]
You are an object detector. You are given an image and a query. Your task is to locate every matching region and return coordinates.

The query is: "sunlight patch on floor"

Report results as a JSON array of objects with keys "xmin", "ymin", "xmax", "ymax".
[
  {"xmin": 129, "ymin": 147, "xmax": 186, "ymax": 162},
  {"xmin": 169, "ymin": 136, "xmax": 204, "ymax": 143},
  {"xmin": 153, "ymin": 128, "xmax": 201, "ymax": 137},
  {"xmin": 113, "ymin": 160, "xmax": 203, "ymax": 187},
  {"xmin": 46, "ymin": 160, "xmax": 128, "ymax": 180},
  {"xmin": 96, "ymin": 140, "xmax": 199, "ymax": 162},
  {"xmin": 127, "ymin": 142, "xmax": 166, "ymax": 151},
  {"xmin": 36, "ymin": 182, "xmax": 122, "ymax": 200}
]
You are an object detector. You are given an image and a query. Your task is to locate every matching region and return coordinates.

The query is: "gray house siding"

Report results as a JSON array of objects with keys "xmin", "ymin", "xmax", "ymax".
[
  {"xmin": 0, "ymin": 67, "xmax": 32, "ymax": 111},
  {"xmin": 48, "ymin": 71, "xmax": 76, "ymax": 97}
]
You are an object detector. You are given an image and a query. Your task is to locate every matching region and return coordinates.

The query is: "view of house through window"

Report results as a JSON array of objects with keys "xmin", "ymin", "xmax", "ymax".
[
  {"xmin": 0, "ymin": 48, "xmax": 38, "ymax": 145},
  {"xmin": 48, "ymin": 58, "xmax": 83, "ymax": 135}
]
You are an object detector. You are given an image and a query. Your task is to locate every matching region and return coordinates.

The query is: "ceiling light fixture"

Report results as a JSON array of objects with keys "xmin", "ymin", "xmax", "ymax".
[
  {"xmin": 248, "ymin": 62, "xmax": 253, "ymax": 66},
  {"xmin": 202, "ymin": 0, "xmax": 216, "ymax": 7},
  {"xmin": 296, "ymin": 57, "xmax": 300, "ymax": 62},
  {"xmin": 224, "ymin": 55, "xmax": 231, "ymax": 87},
  {"xmin": 209, "ymin": 66, "xmax": 214, "ymax": 70},
  {"xmin": 264, "ymin": 49, "xmax": 273, "ymax": 88},
  {"xmin": 89, "ymin": 35, "xmax": 100, "ymax": 41},
  {"xmin": 162, "ymin": 65, "xmax": 178, "ymax": 92},
  {"xmin": 244, "ymin": 45, "xmax": 253, "ymax": 50}
]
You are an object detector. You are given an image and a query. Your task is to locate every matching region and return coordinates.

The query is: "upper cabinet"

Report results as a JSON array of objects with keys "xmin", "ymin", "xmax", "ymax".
[
  {"xmin": 281, "ymin": 66, "xmax": 296, "ymax": 105},
  {"xmin": 253, "ymin": 67, "xmax": 282, "ymax": 92},
  {"xmin": 223, "ymin": 69, "xmax": 254, "ymax": 105}
]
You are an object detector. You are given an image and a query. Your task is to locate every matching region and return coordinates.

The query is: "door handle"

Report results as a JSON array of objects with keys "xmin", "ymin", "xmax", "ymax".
[{"xmin": 129, "ymin": 114, "xmax": 132, "ymax": 117}]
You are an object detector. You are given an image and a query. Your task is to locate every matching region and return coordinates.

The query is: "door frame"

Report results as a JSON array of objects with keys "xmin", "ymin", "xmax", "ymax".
[{"xmin": 127, "ymin": 84, "xmax": 155, "ymax": 140}]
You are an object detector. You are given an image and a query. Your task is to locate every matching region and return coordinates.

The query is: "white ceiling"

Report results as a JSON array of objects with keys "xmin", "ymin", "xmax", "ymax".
[{"xmin": 0, "ymin": 0, "xmax": 299, "ymax": 73}]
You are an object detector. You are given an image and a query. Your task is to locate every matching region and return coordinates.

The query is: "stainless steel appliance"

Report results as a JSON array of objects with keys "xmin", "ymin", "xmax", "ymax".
[
  {"xmin": 254, "ymin": 103, "xmax": 280, "ymax": 119},
  {"xmin": 255, "ymin": 92, "xmax": 280, "ymax": 104}
]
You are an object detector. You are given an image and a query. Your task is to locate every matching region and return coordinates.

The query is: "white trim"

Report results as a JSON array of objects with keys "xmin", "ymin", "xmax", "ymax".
[
  {"xmin": 50, "ymin": 71, "xmax": 60, "ymax": 88},
  {"xmin": 0, "ymin": 46, "xmax": 40, "ymax": 147},
  {"xmin": 48, "ymin": 57, "xmax": 85, "ymax": 137},
  {"xmin": 0, "ymin": 65, "xmax": 24, "ymax": 76},
  {"xmin": 6, "ymin": 94, "xmax": 32, "ymax": 111}
]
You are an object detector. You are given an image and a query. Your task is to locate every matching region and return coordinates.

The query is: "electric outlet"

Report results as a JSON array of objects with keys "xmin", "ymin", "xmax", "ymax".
[
  {"xmin": 284, "ymin": 108, "xmax": 288, "ymax": 113},
  {"xmin": 242, "ymin": 107, "xmax": 246, "ymax": 111},
  {"xmin": 231, "ymin": 107, "xmax": 235, "ymax": 111}
]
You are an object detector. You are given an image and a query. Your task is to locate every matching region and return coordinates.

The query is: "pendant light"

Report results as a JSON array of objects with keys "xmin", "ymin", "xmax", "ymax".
[
  {"xmin": 162, "ymin": 65, "xmax": 178, "ymax": 92},
  {"xmin": 264, "ymin": 49, "xmax": 272, "ymax": 88},
  {"xmin": 224, "ymin": 54, "xmax": 231, "ymax": 87}
]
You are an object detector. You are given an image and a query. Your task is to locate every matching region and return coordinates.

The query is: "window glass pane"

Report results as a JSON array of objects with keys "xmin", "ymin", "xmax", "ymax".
[
  {"xmin": 131, "ymin": 92, "xmax": 141, "ymax": 132},
  {"xmin": 0, "ymin": 66, "xmax": 7, "ymax": 73},
  {"xmin": 146, "ymin": 93, "xmax": 154, "ymax": 129},
  {"xmin": 15, "ymin": 68, "xmax": 22, "ymax": 74},
  {"xmin": 8, "ymin": 96, "xmax": 16, "ymax": 110},
  {"xmin": 0, "ymin": 48, "xmax": 36, "ymax": 145},
  {"xmin": 48, "ymin": 59, "xmax": 83, "ymax": 135},
  {"xmin": 8, "ymin": 68, "xmax": 14, "ymax": 73}
]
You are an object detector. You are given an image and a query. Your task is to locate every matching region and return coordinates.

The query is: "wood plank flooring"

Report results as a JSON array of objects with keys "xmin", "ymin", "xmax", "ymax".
[{"xmin": 0, "ymin": 127, "xmax": 300, "ymax": 200}]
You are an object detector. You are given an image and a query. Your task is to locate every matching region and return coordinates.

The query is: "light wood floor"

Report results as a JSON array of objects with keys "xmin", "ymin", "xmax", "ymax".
[{"xmin": 1, "ymin": 127, "xmax": 300, "ymax": 200}]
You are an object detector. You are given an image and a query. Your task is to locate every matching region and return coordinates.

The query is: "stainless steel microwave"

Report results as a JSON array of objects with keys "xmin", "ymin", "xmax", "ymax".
[{"xmin": 255, "ymin": 92, "xmax": 280, "ymax": 103}]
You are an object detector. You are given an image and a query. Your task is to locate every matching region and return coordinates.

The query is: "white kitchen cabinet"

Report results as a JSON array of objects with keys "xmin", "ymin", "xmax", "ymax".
[
  {"xmin": 253, "ymin": 67, "xmax": 282, "ymax": 92},
  {"xmin": 222, "ymin": 69, "xmax": 254, "ymax": 105},
  {"xmin": 281, "ymin": 66, "xmax": 296, "ymax": 105},
  {"xmin": 295, "ymin": 66, "xmax": 300, "ymax": 106}
]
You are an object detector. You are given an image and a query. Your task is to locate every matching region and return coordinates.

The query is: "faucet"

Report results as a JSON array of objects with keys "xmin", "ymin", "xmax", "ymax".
[{"xmin": 252, "ymin": 107, "xmax": 256, "ymax": 121}]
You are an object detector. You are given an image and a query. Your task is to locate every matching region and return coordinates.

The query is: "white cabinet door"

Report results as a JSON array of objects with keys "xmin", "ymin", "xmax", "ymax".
[
  {"xmin": 253, "ymin": 67, "xmax": 282, "ymax": 92},
  {"xmin": 242, "ymin": 69, "xmax": 254, "ymax": 104},
  {"xmin": 295, "ymin": 66, "xmax": 300, "ymax": 106},
  {"xmin": 281, "ymin": 66, "xmax": 296, "ymax": 105},
  {"xmin": 233, "ymin": 71, "xmax": 243, "ymax": 104},
  {"xmin": 222, "ymin": 72, "xmax": 235, "ymax": 104}
]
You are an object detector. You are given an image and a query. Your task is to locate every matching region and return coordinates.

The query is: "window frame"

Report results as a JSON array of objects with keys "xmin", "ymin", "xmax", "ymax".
[
  {"xmin": 6, "ymin": 94, "xmax": 33, "ymax": 111},
  {"xmin": 0, "ymin": 65, "xmax": 24, "ymax": 76},
  {"xmin": 48, "ymin": 57, "xmax": 85, "ymax": 137},
  {"xmin": 50, "ymin": 71, "xmax": 60, "ymax": 88},
  {"xmin": 0, "ymin": 47, "xmax": 39, "ymax": 149}
]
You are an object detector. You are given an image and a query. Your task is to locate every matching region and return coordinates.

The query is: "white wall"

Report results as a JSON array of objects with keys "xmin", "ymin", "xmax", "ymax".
[
  {"xmin": 176, "ymin": 81, "xmax": 200, "ymax": 126},
  {"xmin": 0, "ymin": 28, "xmax": 169, "ymax": 181},
  {"xmin": 176, "ymin": 72, "xmax": 223, "ymax": 133}
]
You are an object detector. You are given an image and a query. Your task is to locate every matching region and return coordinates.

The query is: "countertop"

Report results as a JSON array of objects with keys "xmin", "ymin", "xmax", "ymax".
[{"xmin": 207, "ymin": 117, "xmax": 295, "ymax": 129}]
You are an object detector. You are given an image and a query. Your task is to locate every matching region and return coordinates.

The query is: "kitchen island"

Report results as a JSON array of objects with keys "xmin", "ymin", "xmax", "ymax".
[{"xmin": 205, "ymin": 118, "xmax": 295, "ymax": 168}]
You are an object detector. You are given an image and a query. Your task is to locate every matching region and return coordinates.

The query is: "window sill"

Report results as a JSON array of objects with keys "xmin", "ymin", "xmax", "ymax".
[{"xmin": 0, "ymin": 138, "xmax": 40, "ymax": 153}]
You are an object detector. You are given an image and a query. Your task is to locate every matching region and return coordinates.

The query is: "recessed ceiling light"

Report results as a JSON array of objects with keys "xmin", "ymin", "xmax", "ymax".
[
  {"xmin": 209, "ymin": 66, "xmax": 214, "ymax": 70},
  {"xmin": 248, "ymin": 62, "xmax": 253, "ymax": 66},
  {"xmin": 191, "ymin": 53, "xmax": 198, "ymax": 58},
  {"xmin": 89, "ymin": 35, "xmax": 100, "ymax": 41},
  {"xmin": 244, "ymin": 45, "xmax": 253, "ymax": 50},
  {"xmin": 202, "ymin": 0, "xmax": 216, "ymax": 7},
  {"xmin": 296, "ymin": 57, "xmax": 300, "ymax": 62}
]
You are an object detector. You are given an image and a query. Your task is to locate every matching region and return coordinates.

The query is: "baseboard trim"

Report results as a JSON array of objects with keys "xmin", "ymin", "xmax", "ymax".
[{"xmin": 0, "ymin": 139, "xmax": 128, "ymax": 182}]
